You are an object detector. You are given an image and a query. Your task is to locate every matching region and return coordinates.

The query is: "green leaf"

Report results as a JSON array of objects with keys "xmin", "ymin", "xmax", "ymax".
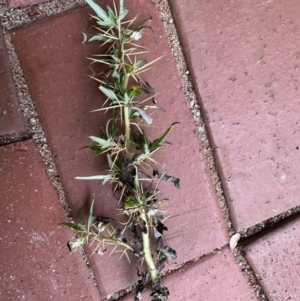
[
  {"xmin": 89, "ymin": 145, "xmax": 107, "ymax": 155},
  {"xmin": 123, "ymin": 92, "xmax": 130, "ymax": 104},
  {"xmin": 89, "ymin": 136, "xmax": 113, "ymax": 148},
  {"xmin": 107, "ymin": 5, "xmax": 116, "ymax": 22},
  {"xmin": 58, "ymin": 222, "xmax": 86, "ymax": 232},
  {"xmin": 149, "ymin": 122, "xmax": 179, "ymax": 153},
  {"xmin": 112, "ymin": 69, "xmax": 120, "ymax": 80},
  {"xmin": 119, "ymin": 0, "xmax": 129, "ymax": 20},
  {"xmin": 85, "ymin": 0, "xmax": 115, "ymax": 27},
  {"xmin": 87, "ymin": 200, "xmax": 96, "ymax": 231},
  {"xmin": 99, "ymin": 86, "xmax": 117, "ymax": 101},
  {"xmin": 124, "ymin": 195, "xmax": 139, "ymax": 210},
  {"xmin": 129, "ymin": 86, "xmax": 142, "ymax": 97},
  {"xmin": 89, "ymin": 35, "xmax": 111, "ymax": 42},
  {"xmin": 135, "ymin": 59, "xmax": 147, "ymax": 69}
]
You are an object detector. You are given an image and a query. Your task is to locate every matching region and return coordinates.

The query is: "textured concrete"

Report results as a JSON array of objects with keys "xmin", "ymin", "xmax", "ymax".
[
  {"xmin": 170, "ymin": 0, "xmax": 300, "ymax": 231},
  {"xmin": 0, "ymin": 140, "xmax": 101, "ymax": 301},
  {"xmin": 122, "ymin": 247, "xmax": 256, "ymax": 301},
  {"xmin": 245, "ymin": 215, "xmax": 300, "ymax": 301},
  {"xmin": 0, "ymin": 21, "xmax": 25, "ymax": 135},
  {"xmin": 11, "ymin": 1, "xmax": 229, "ymax": 296}
]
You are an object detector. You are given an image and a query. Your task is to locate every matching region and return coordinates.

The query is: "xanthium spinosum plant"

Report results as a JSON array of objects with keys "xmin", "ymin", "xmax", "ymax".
[{"xmin": 59, "ymin": 1, "xmax": 180, "ymax": 300}]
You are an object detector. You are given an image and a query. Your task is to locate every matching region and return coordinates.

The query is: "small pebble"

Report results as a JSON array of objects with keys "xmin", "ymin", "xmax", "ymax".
[{"xmin": 198, "ymin": 126, "xmax": 205, "ymax": 133}]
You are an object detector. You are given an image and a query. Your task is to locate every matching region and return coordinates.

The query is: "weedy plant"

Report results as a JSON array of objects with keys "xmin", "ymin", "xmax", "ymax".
[{"xmin": 59, "ymin": 0, "xmax": 180, "ymax": 300}]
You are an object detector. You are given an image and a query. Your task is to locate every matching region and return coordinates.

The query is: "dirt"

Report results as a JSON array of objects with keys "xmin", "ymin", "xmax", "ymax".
[{"xmin": 0, "ymin": 0, "xmax": 281, "ymax": 300}]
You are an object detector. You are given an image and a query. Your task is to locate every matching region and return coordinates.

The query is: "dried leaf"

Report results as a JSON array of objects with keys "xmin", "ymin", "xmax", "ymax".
[
  {"xmin": 230, "ymin": 233, "xmax": 241, "ymax": 252},
  {"xmin": 155, "ymin": 256, "xmax": 167, "ymax": 273},
  {"xmin": 132, "ymin": 106, "xmax": 153, "ymax": 125},
  {"xmin": 137, "ymin": 218, "xmax": 147, "ymax": 234},
  {"xmin": 81, "ymin": 32, "xmax": 87, "ymax": 44},
  {"xmin": 120, "ymin": 159, "xmax": 136, "ymax": 188},
  {"xmin": 153, "ymin": 167, "xmax": 180, "ymax": 189},
  {"xmin": 129, "ymin": 222, "xmax": 143, "ymax": 256},
  {"xmin": 151, "ymin": 282, "xmax": 170, "ymax": 301},
  {"xmin": 135, "ymin": 269, "xmax": 149, "ymax": 301},
  {"xmin": 154, "ymin": 220, "xmax": 168, "ymax": 238},
  {"xmin": 161, "ymin": 245, "xmax": 177, "ymax": 260}
]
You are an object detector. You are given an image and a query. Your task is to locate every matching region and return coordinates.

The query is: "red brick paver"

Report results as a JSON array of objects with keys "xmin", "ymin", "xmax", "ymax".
[
  {"xmin": 0, "ymin": 140, "xmax": 101, "ymax": 301},
  {"xmin": 0, "ymin": 21, "xmax": 25, "ymax": 135},
  {"xmin": 122, "ymin": 247, "xmax": 256, "ymax": 301},
  {"xmin": 244, "ymin": 215, "xmax": 300, "ymax": 301},
  {"xmin": 10, "ymin": 1, "xmax": 229, "ymax": 296},
  {"xmin": 170, "ymin": 0, "xmax": 300, "ymax": 232}
]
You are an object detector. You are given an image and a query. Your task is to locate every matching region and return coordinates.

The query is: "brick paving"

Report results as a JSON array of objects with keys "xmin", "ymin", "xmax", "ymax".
[
  {"xmin": 122, "ymin": 247, "xmax": 257, "ymax": 301},
  {"xmin": 1, "ymin": 0, "xmax": 300, "ymax": 300},
  {"xmin": 10, "ymin": 1, "xmax": 228, "ymax": 296},
  {"xmin": 245, "ymin": 216, "xmax": 300, "ymax": 301},
  {"xmin": 169, "ymin": 0, "xmax": 300, "ymax": 232},
  {"xmin": 0, "ymin": 22, "xmax": 25, "ymax": 136},
  {"xmin": 0, "ymin": 140, "xmax": 101, "ymax": 301}
]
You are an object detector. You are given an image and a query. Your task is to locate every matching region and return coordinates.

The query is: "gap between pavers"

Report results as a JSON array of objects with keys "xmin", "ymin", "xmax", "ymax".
[
  {"xmin": 169, "ymin": 0, "xmax": 300, "ymax": 232},
  {"xmin": 0, "ymin": 21, "xmax": 25, "ymax": 136},
  {"xmin": 121, "ymin": 246, "xmax": 257, "ymax": 301},
  {"xmin": 10, "ymin": 0, "xmax": 229, "ymax": 297},
  {"xmin": 244, "ymin": 214, "xmax": 300, "ymax": 301},
  {"xmin": 0, "ymin": 139, "xmax": 101, "ymax": 301}
]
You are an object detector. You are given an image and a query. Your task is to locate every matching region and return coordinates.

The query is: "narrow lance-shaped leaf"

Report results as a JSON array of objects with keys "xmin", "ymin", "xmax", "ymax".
[
  {"xmin": 89, "ymin": 35, "xmax": 113, "ymax": 43},
  {"xmin": 119, "ymin": 0, "xmax": 129, "ymax": 20},
  {"xmin": 58, "ymin": 222, "xmax": 86, "ymax": 232},
  {"xmin": 99, "ymin": 86, "xmax": 117, "ymax": 101},
  {"xmin": 85, "ymin": 0, "xmax": 115, "ymax": 27},
  {"xmin": 89, "ymin": 135, "xmax": 113, "ymax": 149},
  {"xmin": 149, "ymin": 122, "xmax": 180, "ymax": 153},
  {"xmin": 87, "ymin": 199, "xmax": 96, "ymax": 231},
  {"xmin": 106, "ymin": 5, "xmax": 116, "ymax": 23}
]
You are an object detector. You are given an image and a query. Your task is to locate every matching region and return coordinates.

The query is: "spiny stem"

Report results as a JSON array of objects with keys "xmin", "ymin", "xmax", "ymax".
[
  {"xmin": 102, "ymin": 236, "xmax": 134, "ymax": 252},
  {"xmin": 140, "ymin": 210, "xmax": 158, "ymax": 284},
  {"xmin": 88, "ymin": 231, "xmax": 135, "ymax": 252},
  {"xmin": 118, "ymin": 19, "xmax": 159, "ymax": 287}
]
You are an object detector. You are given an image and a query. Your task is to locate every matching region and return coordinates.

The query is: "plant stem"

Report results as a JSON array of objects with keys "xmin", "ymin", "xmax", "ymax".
[
  {"xmin": 118, "ymin": 18, "xmax": 158, "ymax": 288},
  {"xmin": 140, "ymin": 210, "xmax": 158, "ymax": 285},
  {"xmin": 102, "ymin": 236, "xmax": 134, "ymax": 252},
  {"xmin": 122, "ymin": 60, "xmax": 131, "ymax": 156}
]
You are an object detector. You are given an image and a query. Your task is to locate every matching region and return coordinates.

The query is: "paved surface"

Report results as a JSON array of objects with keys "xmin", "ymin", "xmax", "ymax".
[
  {"xmin": 171, "ymin": 0, "xmax": 300, "ymax": 232},
  {"xmin": 1, "ymin": 0, "xmax": 300, "ymax": 300},
  {"xmin": 0, "ymin": 140, "xmax": 101, "ymax": 301},
  {"xmin": 0, "ymin": 22, "xmax": 25, "ymax": 135}
]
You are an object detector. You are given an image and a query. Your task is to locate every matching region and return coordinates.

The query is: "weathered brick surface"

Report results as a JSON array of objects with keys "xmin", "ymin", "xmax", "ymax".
[
  {"xmin": 245, "ymin": 216, "xmax": 300, "ymax": 301},
  {"xmin": 0, "ymin": 21, "xmax": 25, "ymax": 135},
  {"xmin": 0, "ymin": 140, "xmax": 101, "ymax": 301},
  {"xmin": 122, "ymin": 247, "xmax": 256, "ymax": 301},
  {"xmin": 11, "ymin": 1, "xmax": 228, "ymax": 296},
  {"xmin": 170, "ymin": 0, "xmax": 300, "ymax": 231}
]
